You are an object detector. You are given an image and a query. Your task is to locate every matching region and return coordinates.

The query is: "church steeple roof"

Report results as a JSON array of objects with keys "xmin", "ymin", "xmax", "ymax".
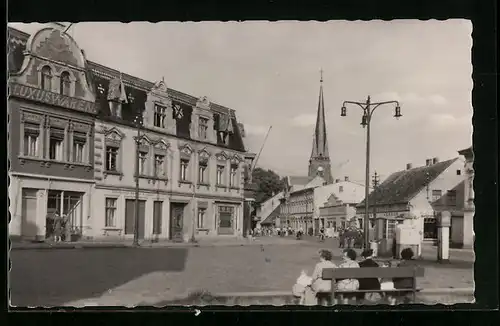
[{"xmin": 310, "ymin": 69, "xmax": 329, "ymax": 159}]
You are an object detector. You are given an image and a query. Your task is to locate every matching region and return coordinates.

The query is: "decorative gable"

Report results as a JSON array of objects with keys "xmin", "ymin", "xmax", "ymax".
[
  {"xmin": 179, "ymin": 143, "xmax": 194, "ymax": 159},
  {"xmin": 216, "ymin": 151, "xmax": 229, "ymax": 162},
  {"xmin": 34, "ymin": 29, "xmax": 79, "ymax": 66},
  {"xmin": 199, "ymin": 148, "xmax": 211, "ymax": 163},
  {"xmin": 230, "ymin": 154, "xmax": 243, "ymax": 165},
  {"xmin": 103, "ymin": 126, "xmax": 125, "ymax": 145},
  {"xmin": 153, "ymin": 139, "xmax": 170, "ymax": 151}
]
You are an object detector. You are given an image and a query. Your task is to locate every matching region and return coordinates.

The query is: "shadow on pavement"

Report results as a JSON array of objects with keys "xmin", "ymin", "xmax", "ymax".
[{"xmin": 9, "ymin": 247, "xmax": 188, "ymax": 307}]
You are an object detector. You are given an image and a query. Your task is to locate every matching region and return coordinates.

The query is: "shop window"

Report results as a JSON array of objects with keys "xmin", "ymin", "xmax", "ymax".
[
  {"xmin": 49, "ymin": 128, "xmax": 65, "ymax": 161},
  {"xmin": 105, "ymin": 146, "xmax": 119, "ymax": 172},
  {"xmin": 41, "ymin": 66, "xmax": 52, "ymax": 91},
  {"xmin": 424, "ymin": 218, "xmax": 437, "ymax": 239},
  {"xmin": 154, "ymin": 104, "xmax": 167, "ymax": 128},
  {"xmin": 60, "ymin": 71, "xmax": 71, "ymax": 96},
  {"xmin": 105, "ymin": 198, "xmax": 117, "ymax": 227},
  {"xmin": 180, "ymin": 159, "xmax": 190, "ymax": 181}
]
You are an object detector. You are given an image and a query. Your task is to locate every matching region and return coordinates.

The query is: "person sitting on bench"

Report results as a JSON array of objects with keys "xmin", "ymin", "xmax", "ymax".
[
  {"xmin": 393, "ymin": 248, "xmax": 418, "ymax": 304},
  {"xmin": 336, "ymin": 248, "xmax": 360, "ymax": 303},
  {"xmin": 358, "ymin": 249, "xmax": 382, "ymax": 302},
  {"xmin": 310, "ymin": 249, "xmax": 337, "ymax": 305}
]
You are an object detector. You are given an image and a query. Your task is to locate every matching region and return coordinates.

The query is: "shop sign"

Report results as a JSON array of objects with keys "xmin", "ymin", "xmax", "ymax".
[{"xmin": 9, "ymin": 82, "xmax": 98, "ymax": 114}]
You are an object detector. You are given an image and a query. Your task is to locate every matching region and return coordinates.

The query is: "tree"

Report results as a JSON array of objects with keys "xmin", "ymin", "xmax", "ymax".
[{"xmin": 251, "ymin": 167, "xmax": 286, "ymax": 206}]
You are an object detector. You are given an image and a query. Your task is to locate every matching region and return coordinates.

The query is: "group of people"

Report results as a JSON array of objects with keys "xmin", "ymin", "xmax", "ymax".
[{"xmin": 293, "ymin": 247, "xmax": 418, "ymax": 305}]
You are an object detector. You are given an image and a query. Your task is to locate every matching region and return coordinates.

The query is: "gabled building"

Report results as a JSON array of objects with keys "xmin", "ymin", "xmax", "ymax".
[
  {"xmin": 319, "ymin": 177, "xmax": 367, "ymax": 230},
  {"xmin": 255, "ymin": 191, "xmax": 284, "ymax": 228},
  {"xmin": 356, "ymin": 157, "xmax": 466, "ymax": 254},
  {"xmin": 8, "ymin": 25, "xmax": 253, "ymax": 242}
]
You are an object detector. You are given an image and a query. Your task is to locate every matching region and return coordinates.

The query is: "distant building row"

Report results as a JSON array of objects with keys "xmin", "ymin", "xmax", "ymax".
[{"xmin": 258, "ymin": 152, "xmax": 474, "ymax": 249}]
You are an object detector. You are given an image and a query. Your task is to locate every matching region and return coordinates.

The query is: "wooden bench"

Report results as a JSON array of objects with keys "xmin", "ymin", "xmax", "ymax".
[{"xmin": 321, "ymin": 266, "xmax": 425, "ymax": 304}]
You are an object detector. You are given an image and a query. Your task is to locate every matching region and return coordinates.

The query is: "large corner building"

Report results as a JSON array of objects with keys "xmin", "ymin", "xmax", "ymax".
[{"xmin": 8, "ymin": 26, "xmax": 253, "ymax": 242}]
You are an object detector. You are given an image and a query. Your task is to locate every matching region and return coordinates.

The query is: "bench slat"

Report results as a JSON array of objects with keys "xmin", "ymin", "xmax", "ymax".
[{"xmin": 322, "ymin": 266, "xmax": 425, "ymax": 279}]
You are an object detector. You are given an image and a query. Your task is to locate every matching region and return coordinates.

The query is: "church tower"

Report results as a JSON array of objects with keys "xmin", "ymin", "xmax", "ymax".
[{"xmin": 308, "ymin": 70, "xmax": 333, "ymax": 184}]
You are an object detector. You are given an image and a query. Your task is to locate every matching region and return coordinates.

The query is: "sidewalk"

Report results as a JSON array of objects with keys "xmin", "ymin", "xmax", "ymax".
[{"xmin": 9, "ymin": 236, "xmax": 300, "ymax": 250}]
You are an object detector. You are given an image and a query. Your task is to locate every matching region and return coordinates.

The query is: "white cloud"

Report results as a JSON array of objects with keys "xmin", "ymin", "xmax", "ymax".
[
  {"xmin": 429, "ymin": 94, "xmax": 448, "ymax": 106},
  {"xmin": 428, "ymin": 113, "xmax": 470, "ymax": 128},
  {"xmin": 373, "ymin": 92, "xmax": 448, "ymax": 107},
  {"xmin": 290, "ymin": 113, "xmax": 316, "ymax": 127},
  {"xmin": 244, "ymin": 124, "xmax": 270, "ymax": 136}
]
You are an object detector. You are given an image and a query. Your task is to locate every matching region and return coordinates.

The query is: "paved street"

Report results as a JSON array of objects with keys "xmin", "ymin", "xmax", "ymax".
[{"xmin": 9, "ymin": 237, "xmax": 474, "ymax": 307}]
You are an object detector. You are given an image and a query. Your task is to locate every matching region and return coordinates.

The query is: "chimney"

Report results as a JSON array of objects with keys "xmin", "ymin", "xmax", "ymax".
[
  {"xmin": 406, "ymin": 163, "xmax": 413, "ymax": 170},
  {"xmin": 335, "ymin": 179, "xmax": 340, "ymax": 183},
  {"xmin": 432, "ymin": 157, "xmax": 439, "ymax": 164},
  {"xmin": 344, "ymin": 176, "xmax": 349, "ymax": 181}
]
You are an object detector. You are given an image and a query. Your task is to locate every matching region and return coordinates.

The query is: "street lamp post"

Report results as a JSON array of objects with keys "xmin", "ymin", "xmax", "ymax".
[
  {"xmin": 340, "ymin": 96, "xmax": 401, "ymax": 249},
  {"xmin": 133, "ymin": 108, "xmax": 142, "ymax": 247}
]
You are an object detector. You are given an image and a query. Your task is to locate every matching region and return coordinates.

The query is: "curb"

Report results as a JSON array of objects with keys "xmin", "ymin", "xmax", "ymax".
[{"xmin": 9, "ymin": 240, "xmax": 300, "ymax": 250}]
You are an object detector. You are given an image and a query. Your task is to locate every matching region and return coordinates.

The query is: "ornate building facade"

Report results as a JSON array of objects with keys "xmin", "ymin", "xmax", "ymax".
[{"xmin": 8, "ymin": 26, "xmax": 252, "ymax": 242}]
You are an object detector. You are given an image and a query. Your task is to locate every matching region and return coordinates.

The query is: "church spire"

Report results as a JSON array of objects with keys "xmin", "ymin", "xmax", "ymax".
[
  {"xmin": 310, "ymin": 69, "xmax": 329, "ymax": 159},
  {"xmin": 308, "ymin": 69, "xmax": 333, "ymax": 184}
]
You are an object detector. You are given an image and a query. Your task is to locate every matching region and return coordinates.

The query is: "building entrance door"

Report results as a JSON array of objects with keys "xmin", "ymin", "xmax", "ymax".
[
  {"xmin": 170, "ymin": 203, "xmax": 185, "ymax": 242},
  {"xmin": 218, "ymin": 205, "xmax": 235, "ymax": 235},
  {"xmin": 125, "ymin": 199, "xmax": 146, "ymax": 239},
  {"xmin": 21, "ymin": 189, "xmax": 38, "ymax": 240}
]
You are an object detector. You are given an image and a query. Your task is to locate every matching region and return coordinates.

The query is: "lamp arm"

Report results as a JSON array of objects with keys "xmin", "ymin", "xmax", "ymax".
[
  {"xmin": 343, "ymin": 101, "xmax": 366, "ymax": 111},
  {"xmin": 369, "ymin": 101, "xmax": 400, "ymax": 117}
]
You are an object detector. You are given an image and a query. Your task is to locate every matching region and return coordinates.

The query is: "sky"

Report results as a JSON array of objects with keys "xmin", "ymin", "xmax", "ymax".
[{"xmin": 9, "ymin": 20, "xmax": 473, "ymax": 184}]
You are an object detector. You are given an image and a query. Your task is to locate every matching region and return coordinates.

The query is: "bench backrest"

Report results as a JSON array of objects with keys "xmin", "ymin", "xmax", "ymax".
[{"xmin": 322, "ymin": 266, "xmax": 425, "ymax": 280}]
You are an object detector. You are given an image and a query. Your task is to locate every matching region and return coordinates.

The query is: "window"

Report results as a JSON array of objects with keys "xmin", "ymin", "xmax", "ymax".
[
  {"xmin": 199, "ymin": 117, "xmax": 208, "ymax": 140},
  {"xmin": 180, "ymin": 159, "xmax": 189, "ymax": 181},
  {"xmin": 154, "ymin": 154, "xmax": 165, "ymax": 177},
  {"xmin": 456, "ymin": 169, "xmax": 462, "ymax": 176},
  {"xmin": 138, "ymin": 152, "xmax": 148, "ymax": 175},
  {"xmin": 73, "ymin": 142, "xmax": 84, "ymax": 163},
  {"xmin": 105, "ymin": 146, "xmax": 119, "ymax": 171},
  {"xmin": 339, "ymin": 186, "xmax": 344, "ymax": 193},
  {"xmin": 60, "ymin": 71, "xmax": 71, "ymax": 96},
  {"xmin": 197, "ymin": 208, "xmax": 206, "ymax": 229},
  {"xmin": 49, "ymin": 129, "xmax": 64, "ymax": 160},
  {"xmin": 229, "ymin": 164, "xmax": 238, "ymax": 187},
  {"xmin": 432, "ymin": 189, "xmax": 442, "ymax": 202},
  {"xmin": 23, "ymin": 132, "xmax": 39, "ymax": 157},
  {"xmin": 41, "ymin": 66, "xmax": 52, "ymax": 91},
  {"xmin": 153, "ymin": 201, "xmax": 162, "ymax": 235},
  {"xmin": 447, "ymin": 190, "xmax": 457, "ymax": 206},
  {"xmin": 105, "ymin": 198, "xmax": 117, "ymax": 227},
  {"xmin": 73, "ymin": 131, "xmax": 86, "ymax": 163},
  {"xmin": 198, "ymin": 162, "xmax": 208, "ymax": 184},
  {"xmin": 216, "ymin": 165, "xmax": 225, "ymax": 185},
  {"xmin": 154, "ymin": 104, "xmax": 167, "ymax": 128}
]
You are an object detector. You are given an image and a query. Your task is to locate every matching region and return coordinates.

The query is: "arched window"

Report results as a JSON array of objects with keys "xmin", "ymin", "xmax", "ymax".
[
  {"xmin": 60, "ymin": 71, "xmax": 71, "ymax": 96},
  {"xmin": 41, "ymin": 66, "xmax": 52, "ymax": 91}
]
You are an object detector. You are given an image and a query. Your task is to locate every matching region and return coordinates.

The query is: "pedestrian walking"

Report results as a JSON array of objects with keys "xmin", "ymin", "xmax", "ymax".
[{"xmin": 53, "ymin": 214, "xmax": 62, "ymax": 243}]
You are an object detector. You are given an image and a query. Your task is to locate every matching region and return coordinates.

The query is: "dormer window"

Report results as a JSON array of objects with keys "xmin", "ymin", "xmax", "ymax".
[
  {"xmin": 154, "ymin": 104, "xmax": 167, "ymax": 128},
  {"xmin": 199, "ymin": 117, "xmax": 208, "ymax": 140},
  {"xmin": 41, "ymin": 66, "xmax": 52, "ymax": 91},
  {"xmin": 60, "ymin": 71, "xmax": 71, "ymax": 96}
]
